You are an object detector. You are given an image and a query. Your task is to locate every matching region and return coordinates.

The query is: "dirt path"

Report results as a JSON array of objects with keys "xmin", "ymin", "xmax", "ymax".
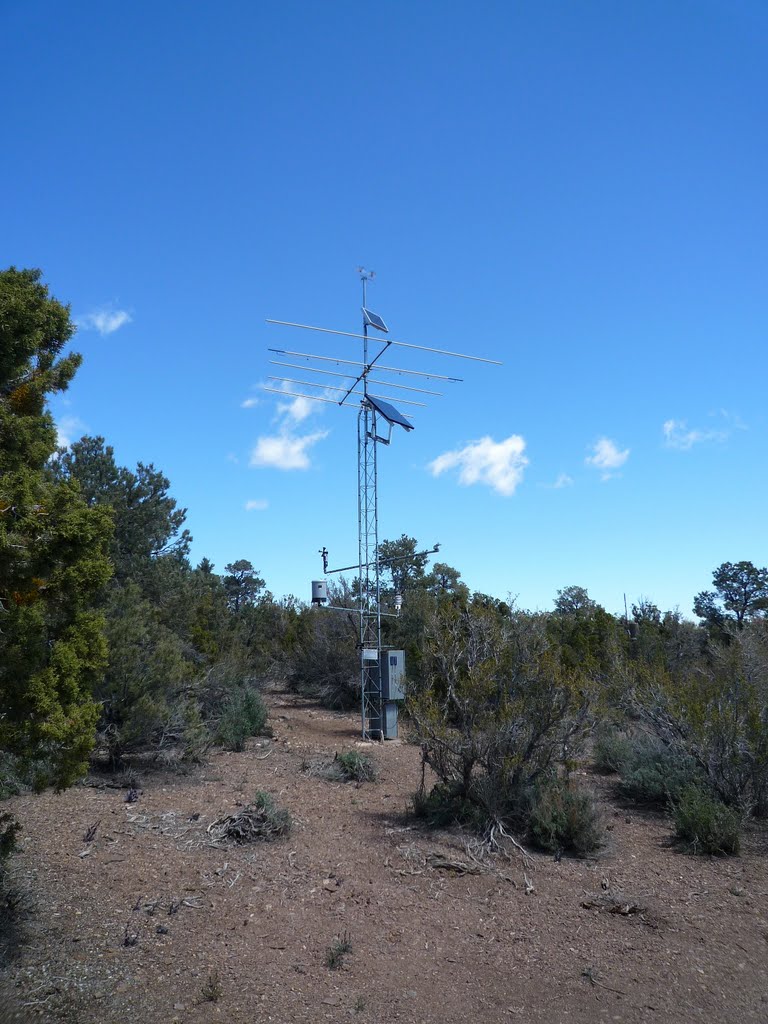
[{"xmin": 2, "ymin": 693, "xmax": 768, "ymax": 1023}]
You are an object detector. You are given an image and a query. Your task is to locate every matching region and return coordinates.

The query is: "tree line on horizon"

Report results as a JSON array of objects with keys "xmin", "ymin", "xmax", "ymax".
[{"xmin": 2, "ymin": 267, "xmax": 768, "ymax": 861}]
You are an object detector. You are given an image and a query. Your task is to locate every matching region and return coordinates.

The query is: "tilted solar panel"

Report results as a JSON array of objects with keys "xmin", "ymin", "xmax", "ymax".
[
  {"xmin": 362, "ymin": 307, "xmax": 389, "ymax": 333},
  {"xmin": 365, "ymin": 394, "xmax": 414, "ymax": 431}
]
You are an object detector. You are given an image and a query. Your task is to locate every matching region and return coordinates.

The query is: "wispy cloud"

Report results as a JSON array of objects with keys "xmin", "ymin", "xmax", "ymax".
[
  {"xmin": 662, "ymin": 411, "xmax": 745, "ymax": 450},
  {"xmin": 77, "ymin": 307, "xmax": 132, "ymax": 336},
  {"xmin": 585, "ymin": 437, "xmax": 629, "ymax": 480},
  {"xmin": 428, "ymin": 435, "xmax": 528, "ymax": 496},
  {"xmin": 277, "ymin": 395, "xmax": 313, "ymax": 424},
  {"xmin": 56, "ymin": 415, "xmax": 86, "ymax": 448},
  {"xmin": 662, "ymin": 419, "xmax": 721, "ymax": 450},
  {"xmin": 539, "ymin": 472, "xmax": 574, "ymax": 490},
  {"xmin": 250, "ymin": 430, "xmax": 329, "ymax": 470},
  {"xmin": 241, "ymin": 397, "xmax": 259, "ymax": 409},
  {"xmin": 245, "ymin": 498, "xmax": 269, "ymax": 511}
]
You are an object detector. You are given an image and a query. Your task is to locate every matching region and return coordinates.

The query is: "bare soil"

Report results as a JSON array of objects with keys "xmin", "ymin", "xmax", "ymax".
[{"xmin": 2, "ymin": 692, "xmax": 768, "ymax": 1023}]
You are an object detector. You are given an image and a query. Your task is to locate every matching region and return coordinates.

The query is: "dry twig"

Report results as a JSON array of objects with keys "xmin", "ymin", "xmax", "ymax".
[{"xmin": 207, "ymin": 797, "xmax": 291, "ymax": 845}]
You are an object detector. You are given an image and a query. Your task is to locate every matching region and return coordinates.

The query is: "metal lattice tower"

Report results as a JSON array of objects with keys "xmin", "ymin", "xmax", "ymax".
[
  {"xmin": 264, "ymin": 270, "xmax": 501, "ymax": 740},
  {"xmin": 357, "ymin": 272, "xmax": 382, "ymax": 738},
  {"xmin": 357, "ymin": 395, "xmax": 382, "ymax": 736}
]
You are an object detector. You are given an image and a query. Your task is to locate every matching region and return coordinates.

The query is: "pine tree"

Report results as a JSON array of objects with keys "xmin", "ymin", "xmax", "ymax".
[{"xmin": 0, "ymin": 268, "xmax": 113, "ymax": 790}]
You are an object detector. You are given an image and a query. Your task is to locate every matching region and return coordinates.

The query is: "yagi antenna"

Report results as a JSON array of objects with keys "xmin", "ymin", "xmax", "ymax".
[
  {"xmin": 266, "ymin": 320, "xmax": 501, "ymax": 365},
  {"xmin": 268, "ymin": 360, "xmax": 443, "ymax": 396},
  {"xmin": 268, "ymin": 348, "xmax": 463, "ymax": 382},
  {"xmin": 267, "ymin": 377, "xmax": 427, "ymax": 407},
  {"xmin": 264, "ymin": 270, "xmax": 502, "ymax": 741}
]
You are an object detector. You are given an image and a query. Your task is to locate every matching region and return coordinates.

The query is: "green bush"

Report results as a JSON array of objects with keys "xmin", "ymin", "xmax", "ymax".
[
  {"xmin": 177, "ymin": 696, "xmax": 211, "ymax": 764},
  {"xmin": 592, "ymin": 727, "xmax": 632, "ymax": 774},
  {"xmin": 325, "ymin": 931, "xmax": 352, "ymax": 970},
  {"xmin": 216, "ymin": 687, "xmax": 268, "ymax": 752},
  {"xmin": 0, "ymin": 813, "xmax": 20, "ymax": 864},
  {"xmin": 336, "ymin": 751, "xmax": 376, "ymax": 783},
  {"xmin": 630, "ymin": 634, "xmax": 768, "ymax": 813},
  {"xmin": 0, "ymin": 812, "xmax": 28, "ymax": 965},
  {"xmin": 672, "ymin": 785, "xmax": 741, "ymax": 855},
  {"xmin": 0, "ymin": 755, "xmax": 23, "ymax": 801},
  {"xmin": 618, "ymin": 738, "xmax": 703, "ymax": 807},
  {"xmin": 527, "ymin": 780, "xmax": 603, "ymax": 856},
  {"xmin": 250, "ymin": 790, "xmax": 291, "ymax": 838},
  {"xmin": 291, "ymin": 608, "xmax": 359, "ymax": 709},
  {"xmin": 411, "ymin": 782, "xmax": 488, "ymax": 830},
  {"xmin": 306, "ymin": 750, "xmax": 378, "ymax": 784},
  {"xmin": 409, "ymin": 604, "xmax": 596, "ymax": 834}
]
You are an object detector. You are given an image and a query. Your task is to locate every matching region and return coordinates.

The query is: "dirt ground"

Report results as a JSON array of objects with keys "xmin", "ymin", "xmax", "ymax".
[{"xmin": 2, "ymin": 692, "xmax": 768, "ymax": 1024}]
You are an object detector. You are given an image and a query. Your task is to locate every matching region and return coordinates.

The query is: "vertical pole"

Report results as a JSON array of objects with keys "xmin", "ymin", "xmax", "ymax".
[
  {"xmin": 358, "ymin": 270, "xmax": 382, "ymax": 739},
  {"xmin": 357, "ymin": 406, "xmax": 365, "ymax": 738}
]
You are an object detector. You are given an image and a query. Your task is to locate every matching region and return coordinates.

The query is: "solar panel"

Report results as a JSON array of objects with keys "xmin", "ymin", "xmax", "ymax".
[
  {"xmin": 366, "ymin": 394, "xmax": 414, "ymax": 431},
  {"xmin": 362, "ymin": 308, "xmax": 388, "ymax": 333}
]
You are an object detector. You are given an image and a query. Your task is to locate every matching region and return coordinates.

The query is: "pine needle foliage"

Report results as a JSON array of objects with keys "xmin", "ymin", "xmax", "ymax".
[{"xmin": 0, "ymin": 268, "xmax": 113, "ymax": 790}]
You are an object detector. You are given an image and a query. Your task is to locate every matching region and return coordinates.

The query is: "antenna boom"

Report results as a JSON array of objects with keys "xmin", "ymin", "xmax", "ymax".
[
  {"xmin": 266, "ymin": 319, "xmax": 502, "ymax": 365},
  {"xmin": 267, "ymin": 377, "xmax": 426, "ymax": 407},
  {"xmin": 268, "ymin": 348, "xmax": 463, "ymax": 382}
]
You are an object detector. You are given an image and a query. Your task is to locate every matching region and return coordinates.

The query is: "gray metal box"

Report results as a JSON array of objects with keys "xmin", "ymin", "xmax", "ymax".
[
  {"xmin": 380, "ymin": 650, "xmax": 406, "ymax": 701},
  {"xmin": 383, "ymin": 701, "xmax": 399, "ymax": 739}
]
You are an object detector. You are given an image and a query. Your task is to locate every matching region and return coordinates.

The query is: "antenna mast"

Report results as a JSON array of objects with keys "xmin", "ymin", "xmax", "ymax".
[
  {"xmin": 357, "ymin": 269, "xmax": 383, "ymax": 739},
  {"xmin": 265, "ymin": 270, "xmax": 501, "ymax": 740}
]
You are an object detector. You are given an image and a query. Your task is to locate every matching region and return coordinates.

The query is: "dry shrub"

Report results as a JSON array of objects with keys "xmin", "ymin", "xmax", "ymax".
[
  {"xmin": 304, "ymin": 751, "xmax": 376, "ymax": 784},
  {"xmin": 592, "ymin": 727, "xmax": 633, "ymax": 774},
  {"xmin": 410, "ymin": 605, "xmax": 595, "ymax": 832},
  {"xmin": 617, "ymin": 737, "xmax": 704, "ymax": 807},
  {"xmin": 215, "ymin": 686, "xmax": 268, "ymax": 752},
  {"xmin": 325, "ymin": 931, "xmax": 352, "ymax": 970},
  {"xmin": 631, "ymin": 630, "xmax": 768, "ymax": 814},
  {"xmin": 207, "ymin": 791, "xmax": 291, "ymax": 844},
  {"xmin": 527, "ymin": 779, "xmax": 603, "ymax": 856},
  {"xmin": 672, "ymin": 785, "xmax": 742, "ymax": 856}
]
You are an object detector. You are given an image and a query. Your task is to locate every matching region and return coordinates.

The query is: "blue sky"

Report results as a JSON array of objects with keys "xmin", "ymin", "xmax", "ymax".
[{"xmin": 2, "ymin": 0, "xmax": 766, "ymax": 616}]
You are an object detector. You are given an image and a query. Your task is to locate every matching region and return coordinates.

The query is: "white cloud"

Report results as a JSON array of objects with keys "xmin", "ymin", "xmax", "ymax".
[
  {"xmin": 56, "ymin": 415, "xmax": 86, "ymax": 449},
  {"xmin": 585, "ymin": 437, "xmax": 629, "ymax": 479},
  {"xmin": 718, "ymin": 409, "xmax": 747, "ymax": 432},
  {"xmin": 241, "ymin": 397, "xmax": 259, "ymax": 409},
  {"xmin": 245, "ymin": 498, "xmax": 269, "ymax": 511},
  {"xmin": 250, "ymin": 430, "xmax": 329, "ymax": 470},
  {"xmin": 277, "ymin": 395, "xmax": 313, "ymax": 424},
  {"xmin": 428, "ymin": 435, "xmax": 528, "ymax": 496},
  {"xmin": 539, "ymin": 472, "xmax": 574, "ymax": 490},
  {"xmin": 662, "ymin": 413, "xmax": 741, "ymax": 451},
  {"xmin": 251, "ymin": 384, "xmax": 328, "ymax": 471},
  {"xmin": 77, "ymin": 307, "xmax": 132, "ymax": 336}
]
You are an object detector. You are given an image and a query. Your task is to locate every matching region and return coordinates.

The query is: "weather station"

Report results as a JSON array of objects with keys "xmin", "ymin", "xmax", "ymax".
[{"xmin": 265, "ymin": 270, "xmax": 500, "ymax": 740}]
